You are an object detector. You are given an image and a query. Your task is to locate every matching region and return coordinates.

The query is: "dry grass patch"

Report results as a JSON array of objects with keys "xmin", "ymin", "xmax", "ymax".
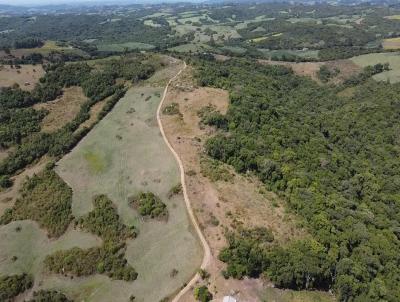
[
  {"xmin": 382, "ymin": 37, "xmax": 400, "ymax": 50},
  {"xmin": 259, "ymin": 59, "xmax": 361, "ymax": 83},
  {"xmin": 0, "ymin": 64, "xmax": 45, "ymax": 91},
  {"xmin": 34, "ymin": 86, "xmax": 87, "ymax": 132}
]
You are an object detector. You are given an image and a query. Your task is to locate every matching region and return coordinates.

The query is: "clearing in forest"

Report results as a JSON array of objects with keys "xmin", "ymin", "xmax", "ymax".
[
  {"xmin": 52, "ymin": 61, "xmax": 202, "ymax": 302},
  {"xmin": 0, "ymin": 64, "xmax": 45, "ymax": 91}
]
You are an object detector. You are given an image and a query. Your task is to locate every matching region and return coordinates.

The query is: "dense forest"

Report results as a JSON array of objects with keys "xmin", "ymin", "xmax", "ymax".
[{"xmin": 193, "ymin": 56, "xmax": 400, "ymax": 301}]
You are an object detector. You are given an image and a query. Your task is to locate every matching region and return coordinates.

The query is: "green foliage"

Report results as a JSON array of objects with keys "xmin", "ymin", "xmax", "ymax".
[
  {"xmin": 167, "ymin": 183, "xmax": 182, "ymax": 199},
  {"xmin": 0, "ymin": 175, "xmax": 13, "ymax": 189},
  {"xmin": 317, "ymin": 65, "xmax": 339, "ymax": 83},
  {"xmin": 194, "ymin": 286, "xmax": 212, "ymax": 302},
  {"xmin": 130, "ymin": 192, "xmax": 168, "ymax": 219},
  {"xmin": 0, "ymin": 273, "xmax": 33, "ymax": 301},
  {"xmin": 197, "ymin": 104, "xmax": 227, "ymax": 129},
  {"xmin": 200, "ymin": 156, "xmax": 233, "ymax": 182},
  {"xmin": 0, "ymin": 168, "xmax": 73, "ymax": 237},
  {"xmin": 28, "ymin": 290, "xmax": 73, "ymax": 302},
  {"xmin": 219, "ymin": 227, "xmax": 274, "ymax": 279},
  {"xmin": 78, "ymin": 194, "xmax": 136, "ymax": 243},
  {"xmin": 45, "ymin": 195, "xmax": 137, "ymax": 281},
  {"xmin": 195, "ymin": 57, "xmax": 400, "ymax": 301},
  {"xmin": 14, "ymin": 38, "xmax": 44, "ymax": 49}
]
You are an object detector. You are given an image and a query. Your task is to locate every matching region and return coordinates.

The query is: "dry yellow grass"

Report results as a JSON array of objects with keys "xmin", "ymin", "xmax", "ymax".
[
  {"xmin": 382, "ymin": 37, "xmax": 400, "ymax": 50},
  {"xmin": 33, "ymin": 86, "xmax": 87, "ymax": 132},
  {"xmin": 0, "ymin": 64, "xmax": 45, "ymax": 91}
]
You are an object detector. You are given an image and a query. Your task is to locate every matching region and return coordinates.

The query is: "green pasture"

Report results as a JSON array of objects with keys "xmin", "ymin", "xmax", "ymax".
[
  {"xmin": 351, "ymin": 52, "xmax": 400, "ymax": 83},
  {"xmin": 96, "ymin": 42, "xmax": 155, "ymax": 52},
  {"xmin": 55, "ymin": 66, "xmax": 202, "ymax": 301}
]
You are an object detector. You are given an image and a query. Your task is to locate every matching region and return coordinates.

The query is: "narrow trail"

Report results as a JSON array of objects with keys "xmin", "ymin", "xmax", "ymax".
[{"xmin": 156, "ymin": 60, "xmax": 211, "ymax": 302}]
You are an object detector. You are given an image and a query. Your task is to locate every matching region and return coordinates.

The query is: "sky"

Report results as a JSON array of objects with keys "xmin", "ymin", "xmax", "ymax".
[{"xmin": 0, "ymin": 0, "xmax": 165, "ymax": 6}]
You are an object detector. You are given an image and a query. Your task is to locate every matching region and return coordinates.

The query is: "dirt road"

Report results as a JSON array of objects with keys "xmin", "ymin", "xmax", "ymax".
[{"xmin": 156, "ymin": 60, "xmax": 211, "ymax": 302}]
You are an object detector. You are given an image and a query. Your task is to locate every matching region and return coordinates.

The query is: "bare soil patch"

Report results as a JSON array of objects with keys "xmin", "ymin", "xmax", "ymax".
[
  {"xmin": 34, "ymin": 86, "xmax": 87, "ymax": 132},
  {"xmin": 0, "ymin": 64, "xmax": 45, "ymax": 91},
  {"xmin": 259, "ymin": 59, "xmax": 361, "ymax": 84},
  {"xmin": 161, "ymin": 66, "xmax": 306, "ymax": 301}
]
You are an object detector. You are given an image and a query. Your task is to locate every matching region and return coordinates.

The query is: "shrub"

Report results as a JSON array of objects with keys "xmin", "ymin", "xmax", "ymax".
[
  {"xmin": 130, "ymin": 192, "xmax": 168, "ymax": 219},
  {"xmin": 0, "ymin": 273, "xmax": 33, "ymax": 301},
  {"xmin": 194, "ymin": 286, "xmax": 212, "ymax": 302}
]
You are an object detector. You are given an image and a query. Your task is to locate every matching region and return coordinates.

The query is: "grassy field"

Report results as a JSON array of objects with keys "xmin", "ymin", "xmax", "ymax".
[
  {"xmin": 0, "ymin": 64, "xmax": 45, "ymax": 91},
  {"xmin": 382, "ymin": 37, "xmax": 400, "ymax": 50},
  {"xmin": 54, "ymin": 63, "xmax": 202, "ymax": 301},
  {"xmin": 351, "ymin": 52, "xmax": 400, "ymax": 83},
  {"xmin": 97, "ymin": 42, "xmax": 155, "ymax": 52},
  {"xmin": 0, "ymin": 220, "xmax": 101, "ymax": 277}
]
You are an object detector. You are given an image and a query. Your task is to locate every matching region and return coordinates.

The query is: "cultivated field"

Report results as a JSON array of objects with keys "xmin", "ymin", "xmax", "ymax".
[
  {"xmin": 53, "ymin": 61, "xmax": 202, "ymax": 302},
  {"xmin": 0, "ymin": 64, "xmax": 45, "ymax": 90},
  {"xmin": 351, "ymin": 52, "xmax": 400, "ymax": 83},
  {"xmin": 382, "ymin": 37, "xmax": 400, "ymax": 50}
]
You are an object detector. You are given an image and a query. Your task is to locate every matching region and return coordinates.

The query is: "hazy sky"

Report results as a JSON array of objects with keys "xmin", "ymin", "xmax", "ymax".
[{"xmin": 0, "ymin": 0, "xmax": 150, "ymax": 6}]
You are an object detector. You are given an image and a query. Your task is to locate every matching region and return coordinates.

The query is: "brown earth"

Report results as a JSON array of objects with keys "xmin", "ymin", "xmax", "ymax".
[
  {"xmin": 259, "ymin": 59, "xmax": 361, "ymax": 84},
  {"xmin": 0, "ymin": 64, "xmax": 45, "ymax": 91},
  {"xmin": 33, "ymin": 86, "xmax": 87, "ymax": 132},
  {"xmin": 161, "ymin": 65, "xmax": 306, "ymax": 301}
]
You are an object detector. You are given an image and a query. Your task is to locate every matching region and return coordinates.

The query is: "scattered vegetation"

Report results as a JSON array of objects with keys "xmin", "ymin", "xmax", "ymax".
[
  {"xmin": 317, "ymin": 65, "xmax": 339, "ymax": 83},
  {"xmin": 0, "ymin": 168, "xmax": 73, "ymax": 237},
  {"xmin": 162, "ymin": 102, "xmax": 181, "ymax": 116},
  {"xmin": 130, "ymin": 192, "xmax": 168, "ymax": 219},
  {"xmin": 200, "ymin": 156, "xmax": 233, "ymax": 182},
  {"xmin": 45, "ymin": 195, "xmax": 137, "ymax": 281},
  {"xmin": 77, "ymin": 194, "xmax": 136, "ymax": 242},
  {"xmin": 28, "ymin": 290, "xmax": 73, "ymax": 302},
  {"xmin": 0, "ymin": 273, "xmax": 33, "ymax": 301},
  {"xmin": 167, "ymin": 183, "xmax": 182, "ymax": 199}
]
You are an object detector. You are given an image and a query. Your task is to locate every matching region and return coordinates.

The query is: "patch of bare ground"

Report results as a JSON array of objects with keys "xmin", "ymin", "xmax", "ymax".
[
  {"xmin": 0, "ymin": 156, "xmax": 50, "ymax": 216},
  {"xmin": 259, "ymin": 59, "xmax": 361, "ymax": 84},
  {"xmin": 161, "ymin": 66, "xmax": 305, "ymax": 301},
  {"xmin": 0, "ymin": 64, "xmax": 45, "ymax": 91},
  {"xmin": 33, "ymin": 86, "xmax": 87, "ymax": 132}
]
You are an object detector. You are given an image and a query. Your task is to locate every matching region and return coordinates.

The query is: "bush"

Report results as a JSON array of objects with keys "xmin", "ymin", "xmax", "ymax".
[
  {"xmin": 0, "ymin": 175, "xmax": 13, "ymax": 189},
  {"xmin": 0, "ymin": 273, "xmax": 33, "ymax": 301},
  {"xmin": 194, "ymin": 286, "xmax": 212, "ymax": 302},
  {"xmin": 130, "ymin": 192, "xmax": 168, "ymax": 219},
  {"xmin": 28, "ymin": 290, "xmax": 73, "ymax": 302},
  {"xmin": 0, "ymin": 168, "xmax": 73, "ymax": 237}
]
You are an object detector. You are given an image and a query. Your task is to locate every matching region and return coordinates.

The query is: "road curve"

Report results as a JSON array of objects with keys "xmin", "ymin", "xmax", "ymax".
[{"xmin": 156, "ymin": 60, "xmax": 211, "ymax": 302}]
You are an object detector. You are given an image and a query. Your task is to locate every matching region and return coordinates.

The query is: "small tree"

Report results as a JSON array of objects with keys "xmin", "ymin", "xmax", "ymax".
[{"xmin": 194, "ymin": 286, "xmax": 212, "ymax": 302}]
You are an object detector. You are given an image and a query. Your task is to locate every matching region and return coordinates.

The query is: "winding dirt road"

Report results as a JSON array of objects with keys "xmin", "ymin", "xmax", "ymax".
[{"xmin": 156, "ymin": 60, "xmax": 211, "ymax": 302}]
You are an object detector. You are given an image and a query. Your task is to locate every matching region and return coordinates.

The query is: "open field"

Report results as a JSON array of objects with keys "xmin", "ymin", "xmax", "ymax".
[
  {"xmin": 97, "ymin": 42, "xmax": 155, "ymax": 52},
  {"xmin": 4, "ymin": 41, "xmax": 89, "ymax": 58},
  {"xmin": 259, "ymin": 59, "xmax": 360, "ymax": 83},
  {"xmin": 0, "ymin": 64, "xmax": 45, "ymax": 91},
  {"xmin": 54, "ymin": 60, "xmax": 202, "ymax": 302},
  {"xmin": 33, "ymin": 86, "xmax": 87, "ymax": 132},
  {"xmin": 351, "ymin": 52, "xmax": 400, "ymax": 83},
  {"xmin": 382, "ymin": 37, "xmax": 400, "ymax": 50}
]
